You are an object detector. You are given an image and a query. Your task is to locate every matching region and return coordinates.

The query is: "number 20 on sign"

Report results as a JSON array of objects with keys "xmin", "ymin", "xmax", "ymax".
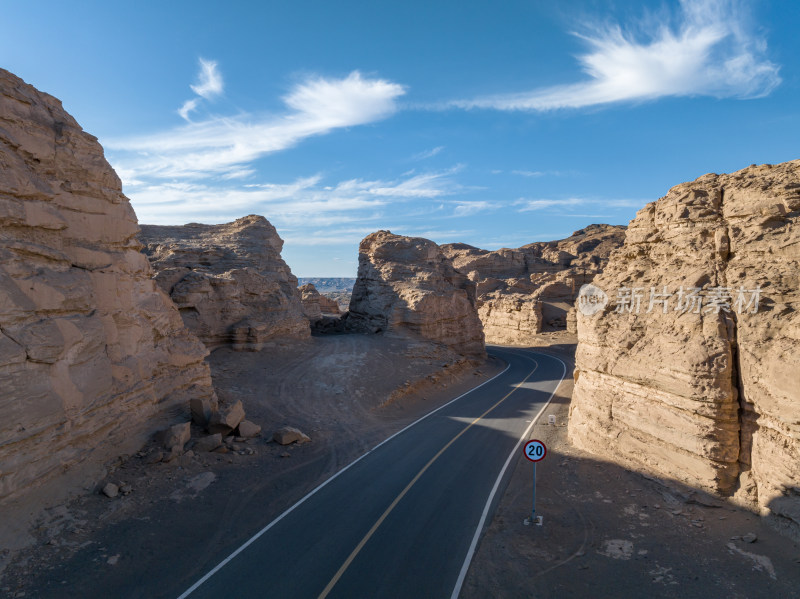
[
  {"xmin": 523, "ymin": 440, "xmax": 546, "ymax": 526},
  {"xmin": 524, "ymin": 439, "xmax": 546, "ymax": 462}
]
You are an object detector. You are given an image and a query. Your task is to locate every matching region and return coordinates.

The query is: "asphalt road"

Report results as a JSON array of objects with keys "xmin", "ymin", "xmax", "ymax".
[{"xmin": 178, "ymin": 348, "xmax": 566, "ymax": 599}]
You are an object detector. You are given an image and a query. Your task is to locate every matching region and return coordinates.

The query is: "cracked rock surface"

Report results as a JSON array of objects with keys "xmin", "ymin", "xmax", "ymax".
[
  {"xmin": 569, "ymin": 160, "xmax": 800, "ymax": 539},
  {"xmin": 0, "ymin": 68, "xmax": 216, "ymax": 512}
]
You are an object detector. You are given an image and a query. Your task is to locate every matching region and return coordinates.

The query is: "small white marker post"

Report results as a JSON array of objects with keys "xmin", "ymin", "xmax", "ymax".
[{"xmin": 523, "ymin": 439, "xmax": 547, "ymax": 526}]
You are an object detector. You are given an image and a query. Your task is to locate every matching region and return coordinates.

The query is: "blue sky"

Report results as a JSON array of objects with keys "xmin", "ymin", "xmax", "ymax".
[{"xmin": 2, "ymin": 0, "xmax": 798, "ymax": 276}]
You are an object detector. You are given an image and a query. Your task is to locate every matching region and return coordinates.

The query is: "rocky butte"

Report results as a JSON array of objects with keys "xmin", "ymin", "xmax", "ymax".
[
  {"xmin": 569, "ymin": 161, "xmax": 800, "ymax": 538},
  {"xmin": 348, "ymin": 230, "xmax": 486, "ymax": 359},
  {"xmin": 0, "ymin": 69, "xmax": 216, "ymax": 511},
  {"xmin": 139, "ymin": 215, "xmax": 309, "ymax": 351},
  {"xmin": 441, "ymin": 224, "xmax": 625, "ymax": 344}
]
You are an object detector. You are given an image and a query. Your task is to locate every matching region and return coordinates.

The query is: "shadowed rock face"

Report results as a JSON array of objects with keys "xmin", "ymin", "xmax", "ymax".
[
  {"xmin": 349, "ymin": 231, "xmax": 486, "ymax": 359},
  {"xmin": 569, "ymin": 160, "xmax": 800, "ymax": 538},
  {"xmin": 0, "ymin": 69, "xmax": 216, "ymax": 504},
  {"xmin": 139, "ymin": 215, "xmax": 310, "ymax": 350},
  {"xmin": 441, "ymin": 224, "xmax": 626, "ymax": 344}
]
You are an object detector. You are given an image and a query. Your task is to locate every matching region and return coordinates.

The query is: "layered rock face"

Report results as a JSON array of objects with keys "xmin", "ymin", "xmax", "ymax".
[
  {"xmin": 139, "ymin": 216, "xmax": 309, "ymax": 350},
  {"xmin": 299, "ymin": 283, "xmax": 323, "ymax": 321},
  {"xmin": 318, "ymin": 294, "xmax": 341, "ymax": 315},
  {"xmin": 349, "ymin": 231, "xmax": 486, "ymax": 358},
  {"xmin": 299, "ymin": 283, "xmax": 340, "ymax": 322},
  {"xmin": 569, "ymin": 161, "xmax": 800, "ymax": 536},
  {"xmin": 0, "ymin": 69, "xmax": 216, "ymax": 503},
  {"xmin": 441, "ymin": 225, "xmax": 625, "ymax": 344}
]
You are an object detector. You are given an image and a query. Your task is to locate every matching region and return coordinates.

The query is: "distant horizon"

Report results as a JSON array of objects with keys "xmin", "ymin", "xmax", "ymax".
[{"xmin": 4, "ymin": 0, "xmax": 798, "ymax": 277}]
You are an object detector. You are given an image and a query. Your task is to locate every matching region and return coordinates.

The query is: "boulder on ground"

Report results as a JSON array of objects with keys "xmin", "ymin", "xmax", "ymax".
[
  {"xmin": 208, "ymin": 401, "xmax": 246, "ymax": 435},
  {"xmin": 190, "ymin": 397, "xmax": 217, "ymax": 427},
  {"xmin": 194, "ymin": 434, "xmax": 223, "ymax": 453},
  {"xmin": 273, "ymin": 427, "xmax": 311, "ymax": 445},
  {"xmin": 157, "ymin": 422, "xmax": 191, "ymax": 452},
  {"xmin": 236, "ymin": 420, "xmax": 262, "ymax": 438},
  {"xmin": 102, "ymin": 483, "xmax": 119, "ymax": 498}
]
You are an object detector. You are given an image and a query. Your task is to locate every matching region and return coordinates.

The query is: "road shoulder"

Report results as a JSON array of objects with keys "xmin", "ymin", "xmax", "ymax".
[{"xmin": 461, "ymin": 333, "xmax": 800, "ymax": 599}]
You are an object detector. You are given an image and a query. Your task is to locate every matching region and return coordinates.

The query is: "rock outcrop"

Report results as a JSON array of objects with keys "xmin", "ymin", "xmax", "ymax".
[
  {"xmin": 441, "ymin": 225, "xmax": 625, "ymax": 344},
  {"xmin": 139, "ymin": 216, "xmax": 309, "ymax": 350},
  {"xmin": 0, "ymin": 69, "xmax": 216, "ymax": 504},
  {"xmin": 349, "ymin": 231, "xmax": 486, "ymax": 358},
  {"xmin": 318, "ymin": 294, "xmax": 341, "ymax": 315},
  {"xmin": 297, "ymin": 277, "xmax": 354, "ymax": 312},
  {"xmin": 299, "ymin": 283, "xmax": 340, "ymax": 322},
  {"xmin": 299, "ymin": 283, "xmax": 323, "ymax": 322},
  {"xmin": 569, "ymin": 161, "xmax": 800, "ymax": 537}
]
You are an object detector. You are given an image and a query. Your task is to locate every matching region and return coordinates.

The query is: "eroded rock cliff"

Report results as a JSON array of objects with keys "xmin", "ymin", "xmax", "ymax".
[
  {"xmin": 349, "ymin": 231, "xmax": 486, "ymax": 358},
  {"xmin": 0, "ymin": 69, "xmax": 216, "ymax": 504},
  {"xmin": 299, "ymin": 283, "xmax": 324, "ymax": 322},
  {"xmin": 441, "ymin": 225, "xmax": 625, "ymax": 344},
  {"xmin": 139, "ymin": 216, "xmax": 309, "ymax": 350},
  {"xmin": 299, "ymin": 283, "xmax": 340, "ymax": 322},
  {"xmin": 318, "ymin": 293, "xmax": 341, "ymax": 315},
  {"xmin": 569, "ymin": 161, "xmax": 800, "ymax": 537}
]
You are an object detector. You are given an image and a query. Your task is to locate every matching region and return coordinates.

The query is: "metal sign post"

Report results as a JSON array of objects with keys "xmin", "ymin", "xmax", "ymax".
[{"xmin": 523, "ymin": 439, "xmax": 547, "ymax": 526}]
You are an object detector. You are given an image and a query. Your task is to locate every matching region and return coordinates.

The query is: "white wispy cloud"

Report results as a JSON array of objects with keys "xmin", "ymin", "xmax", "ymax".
[
  {"xmin": 517, "ymin": 198, "xmax": 587, "ymax": 211},
  {"xmin": 511, "ymin": 169, "xmax": 575, "ymax": 178},
  {"xmin": 411, "ymin": 146, "xmax": 445, "ymax": 161},
  {"xmin": 177, "ymin": 98, "xmax": 200, "ymax": 121},
  {"xmin": 109, "ymin": 70, "xmax": 406, "ymax": 181},
  {"xmin": 191, "ymin": 58, "xmax": 224, "ymax": 98},
  {"xmin": 130, "ymin": 168, "xmax": 460, "ymax": 234},
  {"xmin": 177, "ymin": 58, "xmax": 224, "ymax": 121},
  {"xmin": 451, "ymin": 0, "xmax": 780, "ymax": 111},
  {"xmin": 516, "ymin": 197, "xmax": 645, "ymax": 212},
  {"xmin": 453, "ymin": 200, "xmax": 501, "ymax": 217}
]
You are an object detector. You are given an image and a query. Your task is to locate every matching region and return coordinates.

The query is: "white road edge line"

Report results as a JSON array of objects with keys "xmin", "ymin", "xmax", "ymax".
[
  {"xmin": 176, "ymin": 359, "xmax": 512, "ymax": 599},
  {"xmin": 449, "ymin": 350, "xmax": 567, "ymax": 599}
]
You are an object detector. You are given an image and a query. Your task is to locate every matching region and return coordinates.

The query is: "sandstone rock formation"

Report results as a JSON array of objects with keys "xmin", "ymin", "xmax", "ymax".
[
  {"xmin": 0, "ymin": 69, "xmax": 216, "ymax": 505},
  {"xmin": 349, "ymin": 231, "xmax": 486, "ymax": 358},
  {"xmin": 441, "ymin": 225, "xmax": 625, "ymax": 344},
  {"xmin": 299, "ymin": 283, "xmax": 323, "ymax": 321},
  {"xmin": 299, "ymin": 283, "xmax": 340, "ymax": 322},
  {"xmin": 569, "ymin": 161, "xmax": 800, "ymax": 537},
  {"xmin": 318, "ymin": 294, "xmax": 341, "ymax": 315},
  {"xmin": 139, "ymin": 216, "xmax": 309, "ymax": 350}
]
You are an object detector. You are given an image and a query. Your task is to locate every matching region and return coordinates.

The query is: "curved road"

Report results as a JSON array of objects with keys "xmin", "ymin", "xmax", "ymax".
[{"xmin": 178, "ymin": 348, "xmax": 566, "ymax": 599}]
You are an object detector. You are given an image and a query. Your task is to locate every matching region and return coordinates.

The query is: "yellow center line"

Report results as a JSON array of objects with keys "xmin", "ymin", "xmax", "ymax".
[{"xmin": 317, "ymin": 359, "xmax": 540, "ymax": 599}]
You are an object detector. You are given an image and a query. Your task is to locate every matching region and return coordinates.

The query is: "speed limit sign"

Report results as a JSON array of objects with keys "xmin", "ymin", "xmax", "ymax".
[{"xmin": 523, "ymin": 439, "xmax": 546, "ymax": 462}]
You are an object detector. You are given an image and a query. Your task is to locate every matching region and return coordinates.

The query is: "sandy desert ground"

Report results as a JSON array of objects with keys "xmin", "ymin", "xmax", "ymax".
[{"xmin": 0, "ymin": 333, "xmax": 501, "ymax": 598}]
